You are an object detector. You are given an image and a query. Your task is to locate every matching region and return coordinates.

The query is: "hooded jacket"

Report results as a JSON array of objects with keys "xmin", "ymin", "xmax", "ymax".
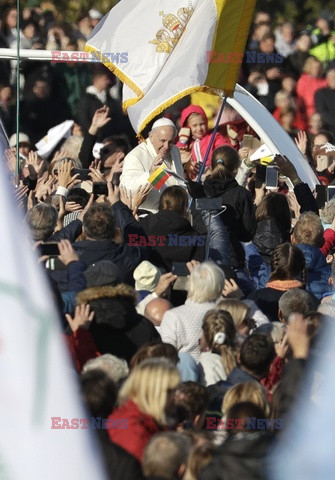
[
  {"xmin": 199, "ymin": 431, "xmax": 273, "ymax": 480},
  {"xmin": 296, "ymin": 243, "xmax": 332, "ymax": 300},
  {"xmin": 178, "ymin": 105, "xmax": 229, "ymax": 167},
  {"xmin": 189, "ymin": 176, "xmax": 256, "ymax": 268},
  {"xmin": 140, "ymin": 209, "xmax": 205, "ymax": 269},
  {"xmin": 77, "ymin": 283, "xmax": 161, "ymax": 363}
]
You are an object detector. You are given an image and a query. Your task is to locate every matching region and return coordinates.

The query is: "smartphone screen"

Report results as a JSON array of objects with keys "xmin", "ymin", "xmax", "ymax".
[
  {"xmin": 195, "ymin": 197, "xmax": 222, "ymax": 211},
  {"xmin": 265, "ymin": 166, "xmax": 279, "ymax": 189},
  {"xmin": 255, "ymin": 165, "xmax": 267, "ymax": 189},
  {"xmin": 327, "ymin": 186, "xmax": 335, "ymax": 202},
  {"xmin": 171, "ymin": 262, "xmax": 190, "ymax": 277},
  {"xmin": 93, "ymin": 182, "xmax": 108, "ymax": 196},
  {"xmin": 39, "ymin": 242, "xmax": 60, "ymax": 256},
  {"xmin": 72, "ymin": 169, "xmax": 91, "ymax": 181},
  {"xmin": 242, "ymin": 134, "xmax": 254, "ymax": 149}
]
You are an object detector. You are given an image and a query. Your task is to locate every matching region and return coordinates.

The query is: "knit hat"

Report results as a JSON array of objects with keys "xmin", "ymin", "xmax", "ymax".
[
  {"xmin": 85, "ymin": 260, "xmax": 122, "ymax": 288},
  {"xmin": 133, "ymin": 261, "xmax": 161, "ymax": 292}
]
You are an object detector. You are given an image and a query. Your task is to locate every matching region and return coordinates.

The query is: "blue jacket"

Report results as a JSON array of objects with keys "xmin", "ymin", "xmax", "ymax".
[{"xmin": 297, "ymin": 243, "xmax": 332, "ymax": 300}]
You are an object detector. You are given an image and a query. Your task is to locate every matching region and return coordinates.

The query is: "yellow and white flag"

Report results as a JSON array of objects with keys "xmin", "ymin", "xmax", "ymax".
[{"xmin": 85, "ymin": 0, "xmax": 256, "ymax": 134}]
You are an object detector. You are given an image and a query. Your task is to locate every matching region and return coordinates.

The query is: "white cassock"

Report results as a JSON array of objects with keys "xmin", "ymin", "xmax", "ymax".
[{"xmin": 120, "ymin": 138, "xmax": 185, "ymax": 213}]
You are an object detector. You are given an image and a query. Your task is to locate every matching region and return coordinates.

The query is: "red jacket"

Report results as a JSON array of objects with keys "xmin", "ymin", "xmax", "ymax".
[
  {"xmin": 178, "ymin": 105, "xmax": 229, "ymax": 169},
  {"xmin": 107, "ymin": 400, "xmax": 162, "ymax": 462}
]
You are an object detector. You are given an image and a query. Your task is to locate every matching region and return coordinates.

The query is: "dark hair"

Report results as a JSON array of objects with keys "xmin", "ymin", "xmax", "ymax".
[
  {"xmin": 240, "ymin": 334, "xmax": 275, "ymax": 378},
  {"xmin": 226, "ymin": 401, "xmax": 267, "ymax": 435},
  {"xmin": 313, "ymin": 130, "xmax": 335, "ymax": 144},
  {"xmin": 210, "ymin": 146, "xmax": 240, "ymax": 180},
  {"xmin": 260, "ymin": 32, "xmax": 276, "ymax": 43},
  {"xmin": 175, "ymin": 382, "xmax": 209, "ymax": 422},
  {"xmin": 129, "ymin": 342, "xmax": 179, "ymax": 370},
  {"xmin": 66, "ymin": 188, "xmax": 90, "ymax": 208},
  {"xmin": 158, "ymin": 185, "xmax": 189, "ymax": 215},
  {"xmin": 255, "ymin": 192, "xmax": 291, "ymax": 234},
  {"xmin": 102, "ymin": 135, "xmax": 131, "ymax": 155},
  {"xmin": 80, "ymin": 369, "xmax": 117, "ymax": 418},
  {"xmin": 83, "ymin": 203, "xmax": 115, "ymax": 240},
  {"xmin": 269, "ymin": 243, "xmax": 306, "ymax": 285}
]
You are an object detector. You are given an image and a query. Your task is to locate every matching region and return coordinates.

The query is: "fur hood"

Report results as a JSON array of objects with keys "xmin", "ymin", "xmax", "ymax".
[
  {"xmin": 77, "ymin": 284, "xmax": 140, "ymax": 329},
  {"xmin": 77, "ymin": 283, "xmax": 137, "ymax": 305}
]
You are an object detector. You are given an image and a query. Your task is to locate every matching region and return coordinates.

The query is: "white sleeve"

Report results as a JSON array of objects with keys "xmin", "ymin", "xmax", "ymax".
[
  {"xmin": 235, "ymin": 160, "xmax": 252, "ymax": 187},
  {"xmin": 160, "ymin": 310, "xmax": 178, "ymax": 348},
  {"xmin": 120, "ymin": 152, "xmax": 151, "ymax": 193},
  {"xmin": 244, "ymin": 299, "xmax": 270, "ymax": 326}
]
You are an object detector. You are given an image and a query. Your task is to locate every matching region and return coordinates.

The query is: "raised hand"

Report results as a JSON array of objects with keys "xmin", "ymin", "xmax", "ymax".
[
  {"xmin": 65, "ymin": 304, "xmax": 94, "ymax": 333},
  {"xmin": 89, "ymin": 106, "xmax": 111, "ymax": 135},
  {"xmin": 58, "ymin": 239, "xmax": 79, "ymax": 265},
  {"xmin": 294, "ymin": 131, "xmax": 308, "ymax": 155}
]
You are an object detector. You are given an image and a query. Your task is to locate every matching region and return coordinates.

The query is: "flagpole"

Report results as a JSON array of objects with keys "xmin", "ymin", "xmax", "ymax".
[
  {"xmin": 196, "ymin": 95, "xmax": 228, "ymax": 183},
  {"xmin": 15, "ymin": 0, "xmax": 21, "ymax": 187}
]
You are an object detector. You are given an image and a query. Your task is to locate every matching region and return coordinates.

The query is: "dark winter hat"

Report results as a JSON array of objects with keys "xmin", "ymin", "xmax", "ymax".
[{"xmin": 84, "ymin": 260, "xmax": 122, "ymax": 288}]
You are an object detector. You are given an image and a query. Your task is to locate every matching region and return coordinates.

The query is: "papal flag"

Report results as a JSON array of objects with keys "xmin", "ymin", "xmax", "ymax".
[
  {"xmin": 85, "ymin": 0, "xmax": 256, "ymax": 134},
  {"xmin": 0, "ymin": 120, "xmax": 106, "ymax": 477}
]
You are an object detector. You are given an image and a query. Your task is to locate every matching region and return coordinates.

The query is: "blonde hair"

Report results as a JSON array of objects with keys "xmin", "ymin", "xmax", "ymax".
[
  {"xmin": 222, "ymin": 381, "xmax": 270, "ymax": 418},
  {"xmin": 202, "ymin": 309, "xmax": 237, "ymax": 375},
  {"xmin": 293, "ymin": 211, "xmax": 324, "ymax": 247},
  {"xmin": 321, "ymin": 198, "xmax": 335, "ymax": 225},
  {"xmin": 217, "ymin": 299, "xmax": 249, "ymax": 329},
  {"xmin": 119, "ymin": 358, "xmax": 180, "ymax": 426},
  {"xmin": 187, "ymin": 262, "xmax": 225, "ymax": 303}
]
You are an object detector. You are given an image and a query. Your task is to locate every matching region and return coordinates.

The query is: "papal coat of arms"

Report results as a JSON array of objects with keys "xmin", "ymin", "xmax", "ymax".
[{"xmin": 149, "ymin": 5, "xmax": 194, "ymax": 53}]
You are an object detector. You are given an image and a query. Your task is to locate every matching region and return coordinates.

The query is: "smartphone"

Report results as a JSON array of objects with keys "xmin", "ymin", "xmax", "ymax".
[
  {"xmin": 93, "ymin": 182, "xmax": 108, "ymax": 196},
  {"xmin": 195, "ymin": 197, "xmax": 222, "ymax": 211},
  {"xmin": 39, "ymin": 242, "xmax": 60, "ymax": 256},
  {"xmin": 327, "ymin": 186, "xmax": 335, "ymax": 202},
  {"xmin": 265, "ymin": 166, "xmax": 279, "ymax": 190},
  {"xmin": 171, "ymin": 262, "xmax": 190, "ymax": 277},
  {"xmin": 72, "ymin": 168, "xmax": 91, "ymax": 181},
  {"xmin": 242, "ymin": 134, "xmax": 254, "ymax": 149},
  {"xmin": 255, "ymin": 165, "xmax": 267, "ymax": 189},
  {"xmin": 316, "ymin": 185, "xmax": 327, "ymax": 209},
  {"xmin": 316, "ymin": 155, "xmax": 330, "ymax": 172},
  {"xmin": 112, "ymin": 172, "xmax": 122, "ymax": 187}
]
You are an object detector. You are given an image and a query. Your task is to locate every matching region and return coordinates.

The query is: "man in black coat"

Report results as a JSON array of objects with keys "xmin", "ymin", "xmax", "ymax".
[{"xmin": 77, "ymin": 65, "xmax": 132, "ymax": 141}]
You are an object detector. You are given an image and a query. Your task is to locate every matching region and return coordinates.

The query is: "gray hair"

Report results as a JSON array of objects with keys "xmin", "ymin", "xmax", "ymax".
[
  {"xmin": 82, "ymin": 354, "xmax": 129, "ymax": 385},
  {"xmin": 278, "ymin": 288, "xmax": 314, "ymax": 322},
  {"xmin": 187, "ymin": 261, "xmax": 225, "ymax": 303},
  {"xmin": 320, "ymin": 198, "xmax": 335, "ymax": 225},
  {"xmin": 61, "ymin": 136, "xmax": 84, "ymax": 161},
  {"xmin": 25, "ymin": 202, "xmax": 58, "ymax": 241},
  {"xmin": 143, "ymin": 432, "xmax": 191, "ymax": 479}
]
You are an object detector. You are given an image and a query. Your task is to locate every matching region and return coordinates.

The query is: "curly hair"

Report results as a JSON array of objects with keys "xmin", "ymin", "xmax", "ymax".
[{"xmin": 293, "ymin": 212, "xmax": 324, "ymax": 248}]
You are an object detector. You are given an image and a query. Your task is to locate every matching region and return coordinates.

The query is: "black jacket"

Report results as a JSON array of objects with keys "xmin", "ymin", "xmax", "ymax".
[
  {"xmin": 140, "ymin": 210, "xmax": 205, "ymax": 269},
  {"xmin": 77, "ymin": 283, "xmax": 161, "ymax": 363},
  {"xmin": 252, "ymin": 218, "xmax": 290, "ymax": 265},
  {"xmin": 189, "ymin": 177, "xmax": 256, "ymax": 268},
  {"xmin": 77, "ymin": 90, "xmax": 132, "ymax": 141},
  {"xmin": 199, "ymin": 431, "xmax": 273, "ymax": 480}
]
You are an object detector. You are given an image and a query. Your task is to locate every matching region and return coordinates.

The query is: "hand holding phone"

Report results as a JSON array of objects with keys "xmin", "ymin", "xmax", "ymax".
[
  {"xmin": 265, "ymin": 166, "xmax": 279, "ymax": 190},
  {"xmin": 171, "ymin": 262, "xmax": 190, "ymax": 277},
  {"xmin": 39, "ymin": 242, "xmax": 60, "ymax": 256}
]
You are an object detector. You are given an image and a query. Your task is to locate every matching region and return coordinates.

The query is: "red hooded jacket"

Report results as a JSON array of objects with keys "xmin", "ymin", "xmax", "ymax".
[{"xmin": 178, "ymin": 105, "xmax": 229, "ymax": 169}]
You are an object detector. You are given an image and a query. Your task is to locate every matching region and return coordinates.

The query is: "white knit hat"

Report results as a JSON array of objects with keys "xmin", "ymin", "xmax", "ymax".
[{"xmin": 133, "ymin": 261, "xmax": 161, "ymax": 292}]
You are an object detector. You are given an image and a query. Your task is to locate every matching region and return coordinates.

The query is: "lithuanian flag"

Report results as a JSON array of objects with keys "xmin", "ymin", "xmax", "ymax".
[{"xmin": 148, "ymin": 166, "xmax": 171, "ymax": 191}]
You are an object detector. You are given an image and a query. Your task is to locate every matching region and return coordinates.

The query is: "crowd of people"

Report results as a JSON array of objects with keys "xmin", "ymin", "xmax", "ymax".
[{"xmin": 3, "ymin": 3, "xmax": 335, "ymax": 480}]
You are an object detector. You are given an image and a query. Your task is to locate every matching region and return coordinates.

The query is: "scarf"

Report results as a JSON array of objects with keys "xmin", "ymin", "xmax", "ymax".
[{"xmin": 265, "ymin": 279, "xmax": 303, "ymax": 291}]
